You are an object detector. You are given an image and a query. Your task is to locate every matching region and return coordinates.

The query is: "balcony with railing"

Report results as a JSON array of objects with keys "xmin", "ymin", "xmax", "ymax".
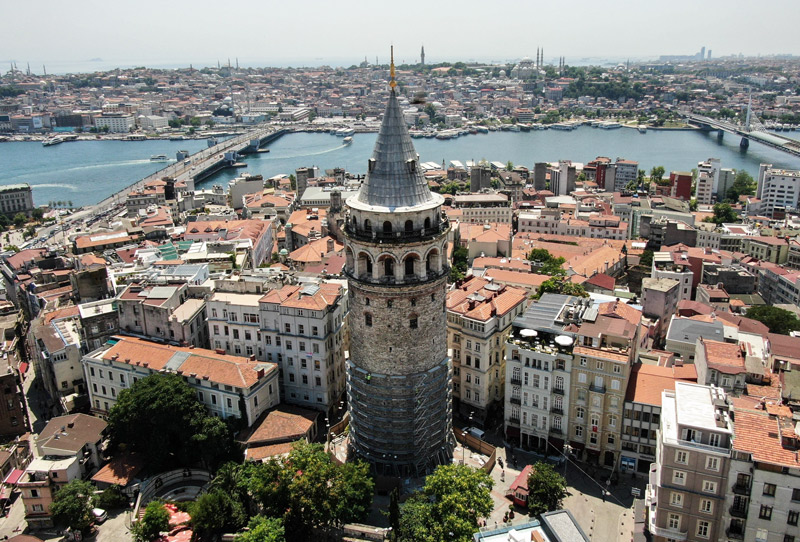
[
  {"xmin": 732, "ymin": 482, "xmax": 751, "ymax": 495},
  {"xmin": 729, "ymin": 505, "xmax": 748, "ymax": 519},
  {"xmin": 510, "ymin": 377, "xmax": 522, "ymax": 386},
  {"xmin": 726, "ymin": 527, "xmax": 744, "ymax": 540},
  {"xmin": 509, "ymin": 416, "xmax": 520, "ymax": 424},
  {"xmin": 552, "ymin": 387, "xmax": 565, "ymax": 395},
  {"xmin": 550, "ymin": 406, "xmax": 563, "ymax": 415},
  {"xmin": 549, "ymin": 427, "xmax": 562, "ymax": 435},
  {"xmin": 344, "ymin": 218, "xmax": 450, "ymax": 243},
  {"xmin": 510, "ymin": 397, "xmax": 521, "ymax": 405},
  {"xmin": 589, "ymin": 383, "xmax": 606, "ymax": 393}
]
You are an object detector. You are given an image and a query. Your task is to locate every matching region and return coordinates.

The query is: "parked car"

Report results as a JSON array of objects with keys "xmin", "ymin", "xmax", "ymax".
[{"xmin": 92, "ymin": 508, "xmax": 108, "ymax": 524}]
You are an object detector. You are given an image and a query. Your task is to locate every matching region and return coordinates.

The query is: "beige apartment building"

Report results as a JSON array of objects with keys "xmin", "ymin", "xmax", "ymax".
[{"xmin": 447, "ymin": 276, "xmax": 527, "ymax": 425}]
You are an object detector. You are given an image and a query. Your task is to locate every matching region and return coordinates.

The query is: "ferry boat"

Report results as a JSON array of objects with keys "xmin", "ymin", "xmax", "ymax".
[
  {"xmin": 42, "ymin": 136, "xmax": 66, "ymax": 146},
  {"xmin": 150, "ymin": 154, "xmax": 169, "ymax": 161},
  {"xmin": 343, "ymin": 136, "xmax": 353, "ymax": 145},
  {"xmin": 638, "ymin": 125, "xmax": 647, "ymax": 133},
  {"xmin": 475, "ymin": 126, "xmax": 489, "ymax": 134},
  {"xmin": 335, "ymin": 128, "xmax": 355, "ymax": 137},
  {"xmin": 409, "ymin": 130, "xmax": 425, "ymax": 138},
  {"xmin": 508, "ymin": 124, "xmax": 521, "ymax": 132}
]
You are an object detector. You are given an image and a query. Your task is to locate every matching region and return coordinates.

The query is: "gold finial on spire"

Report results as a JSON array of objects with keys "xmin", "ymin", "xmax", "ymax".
[{"xmin": 390, "ymin": 45, "xmax": 397, "ymax": 90}]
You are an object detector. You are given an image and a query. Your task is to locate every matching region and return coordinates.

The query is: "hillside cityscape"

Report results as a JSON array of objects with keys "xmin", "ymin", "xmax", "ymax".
[{"xmin": 1, "ymin": 37, "xmax": 800, "ymax": 542}]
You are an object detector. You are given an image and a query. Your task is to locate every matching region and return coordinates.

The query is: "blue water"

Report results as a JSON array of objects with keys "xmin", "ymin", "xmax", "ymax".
[
  {"xmin": 2, "ymin": 128, "xmax": 800, "ymax": 208},
  {"xmin": 199, "ymin": 128, "xmax": 800, "ymax": 190}
]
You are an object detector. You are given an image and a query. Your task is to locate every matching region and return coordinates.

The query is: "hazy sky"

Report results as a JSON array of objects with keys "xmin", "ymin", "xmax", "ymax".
[{"xmin": 5, "ymin": 0, "xmax": 800, "ymax": 71}]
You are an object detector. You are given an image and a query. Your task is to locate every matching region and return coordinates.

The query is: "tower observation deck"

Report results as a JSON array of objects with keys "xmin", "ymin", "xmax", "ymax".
[{"xmin": 343, "ymin": 50, "xmax": 454, "ymax": 477}]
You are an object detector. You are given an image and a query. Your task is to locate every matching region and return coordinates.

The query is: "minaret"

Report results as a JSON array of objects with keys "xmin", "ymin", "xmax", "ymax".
[
  {"xmin": 420, "ymin": 45, "xmax": 425, "ymax": 66},
  {"xmin": 344, "ymin": 47, "xmax": 454, "ymax": 478}
]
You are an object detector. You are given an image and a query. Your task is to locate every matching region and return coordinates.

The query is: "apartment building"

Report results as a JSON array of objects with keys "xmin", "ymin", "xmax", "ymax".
[
  {"xmin": 723, "ymin": 402, "xmax": 800, "ymax": 542},
  {"xmin": 447, "ymin": 276, "xmax": 528, "ymax": 425},
  {"xmin": 646, "ymin": 382, "xmax": 733, "ymax": 542},
  {"xmin": 452, "ymin": 193, "xmax": 513, "ymax": 224},
  {"xmin": 117, "ymin": 283, "xmax": 208, "ymax": 347},
  {"xmin": 693, "ymin": 338, "xmax": 747, "ymax": 394},
  {"xmin": 653, "ymin": 252, "xmax": 694, "ymax": 302},
  {"xmin": 82, "ymin": 336, "xmax": 279, "ymax": 424},
  {"xmin": 207, "ymin": 292, "xmax": 264, "ymax": 359},
  {"xmin": 29, "ymin": 311, "xmax": 85, "ymax": 406},
  {"xmin": 697, "ymin": 159, "xmax": 721, "ymax": 203},
  {"xmin": 0, "ymin": 184, "xmax": 34, "ymax": 216},
  {"xmin": 755, "ymin": 165, "xmax": 800, "ymax": 217},
  {"xmin": 613, "ymin": 159, "xmax": 639, "ymax": 192},
  {"xmin": 568, "ymin": 300, "xmax": 643, "ymax": 468},
  {"xmin": 259, "ymin": 281, "xmax": 348, "ymax": 413},
  {"xmin": 504, "ymin": 294, "xmax": 580, "ymax": 454},
  {"xmin": 621, "ymin": 364, "xmax": 697, "ymax": 475}
]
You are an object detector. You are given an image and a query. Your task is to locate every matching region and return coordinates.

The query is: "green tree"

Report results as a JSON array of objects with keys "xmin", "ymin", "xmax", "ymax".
[
  {"xmin": 95, "ymin": 485, "xmax": 129, "ymax": 510},
  {"xmin": 639, "ymin": 249, "xmax": 654, "ymax": 268},
  {"xmin": 388, "ymin": 486, "xmax": 401, "ymax": 540},
  {"xmin": 703, "ymin": 202, "xmax": 738, "ymax": 225},
  {"xmin": 131, "ymin": 501, "xmax": 170, "ymax": 542},
  {"xmin": 236, "ymin": 516, "xmax": 285, "ymax": 542},
  {"xmin": 536, "ymin": 277, "xmax": 588, "ymax": 299},
  {"xmin": 449, "ymin": 246, "xmax": 469, "ymax": 282},
  {"xmin": 189, "ymin": 117, "xmax": 202, "ymax": 127},
  {"xmin": 649, "ymin": 166, "xmax": 666, "ymax": 185},
  {"xmin": 725, "ymin": 170, "xmax": 757, "ymax": 202},
  {"xmin": 31, "ymin": 208, "xmax": 44, "ymax": 221},
  {"xmin": 50, "ymin": 479, "xmax": 95, "ymax": 532},
  {"xmin": 191, "ymin": 489, "xmax": 248, "ymax": 540},
  {"xmin": 505, "ymin": 161, "xmax": 514, "ymax": 171},
  {"xmin": 398, "ymin": 464, "xmax": 493, "ymax": 542},
  {"xmin": 289, "ymin": 174, "xmax": 296, "ymax": 191},
  {"xmin": 527, "ymin": 461, "xmax": 567, "ymax": 516},
  {"xmin": 107, "ymin": 373, "xmax": 238, "ymax": 472},
  {"xmin": 13, "ymin": 213, "xmax": 26, "ymax": 228},
  {"xmin": 745, "ymin": 305, "xmax": 800, "ymax": 335},
  {"xmin": 527, "ymin": 248, "xmax": 566, "ymax": 276}
]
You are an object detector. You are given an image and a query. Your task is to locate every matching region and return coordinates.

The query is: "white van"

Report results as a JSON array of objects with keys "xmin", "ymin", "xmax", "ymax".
[{"xmin": 464, "ymin": 427, "xmax": 486, "ymax": 440}]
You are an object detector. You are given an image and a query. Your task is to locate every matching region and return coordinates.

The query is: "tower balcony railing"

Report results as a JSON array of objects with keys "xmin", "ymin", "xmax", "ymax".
[
  {"xmin": 344, "ymin": 219, "xmax": 450, "ymax": 243},
  {"xmin": 345, "ymin": 268, "xmax": 449, "ymax": 286}
]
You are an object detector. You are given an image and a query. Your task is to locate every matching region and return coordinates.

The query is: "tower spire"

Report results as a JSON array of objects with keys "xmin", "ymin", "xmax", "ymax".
[{"xmin": 390, "ymin": 45, "xmax": 397, "ymax": 90}]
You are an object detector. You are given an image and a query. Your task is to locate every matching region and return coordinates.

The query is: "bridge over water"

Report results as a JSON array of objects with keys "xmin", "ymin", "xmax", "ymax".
[
  {"xmin": 680, "ymin": 97, "xmax": 800, "ymax": 158},
  {"xmin": 92, "ymin": 125, "xmax": 287, "ymax": 214}
]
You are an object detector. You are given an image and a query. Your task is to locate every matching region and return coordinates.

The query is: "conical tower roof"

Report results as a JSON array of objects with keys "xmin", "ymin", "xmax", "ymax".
[{"xmin": 354, "ymin": 89, "xmax": 435, "ymax": 210}]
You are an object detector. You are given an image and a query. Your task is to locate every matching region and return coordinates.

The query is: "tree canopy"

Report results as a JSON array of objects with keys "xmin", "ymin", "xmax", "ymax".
[
  {"xmin": 200, "ymin": 442, "xmax": 374, "ymax": 540},
  {"xmin": 131, "ymin": 501, "xmax": 170, "ymax": 542},
  {"xmin": 107, "ymin": 373, "xmax": 239, "ymax": 472},
  {"xmin": 449, "ymin": 246, "xmax": 469, "ymax": 282},
  {"xmin": 527, "ymin": 248, "xmax": 566, "ymax": 276},
  {"xmin": 702, "ymin": 202, "xmax": 738, "ymax": 225},
  {"xmin": 527, "ymin": 461, "xmax": 567, "ymax": 516},
  {"xmin": 536, "ymin": 276, "xmax": 588, "ymax": 299},
  {"xmin": 725, "ymin": 170, "xmax": 757, "ymax": 202},
  {"xmin": 397, "ymin": 464, "xmax": 493, "ymax": 542},
  {"xmin": 235, "ymin": 516, "xmax": 286, "ymax": 542},
  {"xmin": 745, "ymin": 305, "xmax": 800, "ymax": 335},
  {"xmin": 50, "ymin": 479, "xmax": 95, "ymax": 532}
]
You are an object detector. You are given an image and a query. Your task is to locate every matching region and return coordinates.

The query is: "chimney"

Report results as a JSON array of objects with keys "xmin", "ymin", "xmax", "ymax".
[
  {"xmin": 257, "ymin": 368, "xmax": 265, "ymax": 378},
  {"xmin": 327, "ymin": 238, "xmax": 334, "ymax": 253}
]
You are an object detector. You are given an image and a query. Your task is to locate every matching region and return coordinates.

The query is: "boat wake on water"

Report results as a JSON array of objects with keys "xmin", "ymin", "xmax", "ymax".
[
  {"xmin": 30, "ymin": 183, "xmax": 80, "ymax": 191},
  {"xmin": 260, "ymin": 144, "xmax": 348, "ymax": 160}
]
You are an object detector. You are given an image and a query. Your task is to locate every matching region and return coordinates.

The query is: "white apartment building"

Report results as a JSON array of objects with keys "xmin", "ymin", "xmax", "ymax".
[
  {"xmin": 697, "ymin": 158, "xmax": 721, "ymax": 201},
  {"xmin": 756, "ymin": 164, "xmax": 800, "ymax": 217},
  {"xmin": 447, "ymin": 277, "xmax": 528, "ymax": 425},
  {"xmin": 613, "ymin": 159, "xmax": 639, "ymax": 192},
  {"xmin": 207, "ymin": 292, "xmax": 264, "ymax": 359},
  {"xmin": 504, "ymin": 294, "xmax": 578, "ymax": 454},
  {"xmin": 82, "ymin": 336, "xmax": 280, "ymax": 425},
  {"xmin": 258, "ymin": 282, "xmax": 348, "ymax": 413},
  {"xmin": 452, "ymin": 194, "xmax": 513, "ymax": 224},
  {"xmin": 517, "ymin": 212, "xmax": 627, "ymax": 240},
  {"xmin": 93, "ymin": 114, "xmax": 135, "ymax": 133},
  {"xmin": 652, "ymin": 252, "xmax": 693, "ymax": 302},
  {"xmin": 696, "ymin": 172, "xmax": 714, "ymax": 206}
]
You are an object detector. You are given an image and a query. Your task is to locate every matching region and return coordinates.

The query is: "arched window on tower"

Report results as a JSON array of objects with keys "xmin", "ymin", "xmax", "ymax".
[
  {"xmin": 384, "ymin": 258, "xmax": 394, "ymax": 278},
  {"xmin": 363, "ymin": 219, "xmax": 371, "ymax": 233},
  {"xmin": 383, "ymin": 221, "xmax": 392, "ymax": 234},
  {"xmin": 405, "ymin": 220, "xmax": 414, "ymax": 233},
  {"xmin": 364, "ymin": 313, "xmax": 372, "ymax": 327},
  {"xmin": 405, "ymin": 257, "xmax": 415, "ymax": 277},
  {"xmin": 424, "ymin": 216, "xmax": 431, "ymax": 230}
]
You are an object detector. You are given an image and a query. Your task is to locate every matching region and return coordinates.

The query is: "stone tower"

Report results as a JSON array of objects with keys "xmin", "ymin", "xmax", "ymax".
[{"xmin": 343, "ymin": 50, "xmax": 453, "ymax": 477}]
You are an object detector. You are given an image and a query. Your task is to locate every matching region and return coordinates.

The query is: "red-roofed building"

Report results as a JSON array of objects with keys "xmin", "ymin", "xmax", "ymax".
[
  {"xmin": 694, "ymin": 338, "xmax": 746, "ymax": 393},
  {"xmin": 447, "ymin": 276, "xmax": 528, "ymax": 423},
  {"xmin": 620, "ymin": 364, "xmax": 697, "ymax": 474},
  {"xmin": 82, "ymin": 336, "xmax": 279, "ymax": 426}
]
